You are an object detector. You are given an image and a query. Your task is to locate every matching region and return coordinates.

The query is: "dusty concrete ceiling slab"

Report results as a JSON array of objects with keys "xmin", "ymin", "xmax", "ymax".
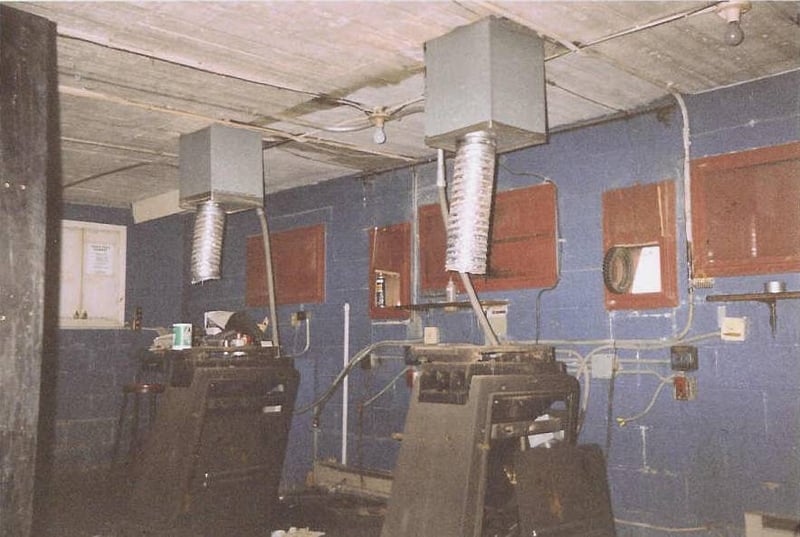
[{"xmin": 6, "ymin": 1, "xmax": 800, "ymax": 217}]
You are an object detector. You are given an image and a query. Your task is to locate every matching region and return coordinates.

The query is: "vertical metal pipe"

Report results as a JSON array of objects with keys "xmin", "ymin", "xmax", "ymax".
[
  {"xmin": 342, "ymin": 302, "xmax": 350, "ymax": 465},
  {"xmin": 256, "ymin": 208, "xmax": 281, "ymax": 351},
  {"xmin": 670, "ymin": 90, "xmax": 695, "ymax": 282}
]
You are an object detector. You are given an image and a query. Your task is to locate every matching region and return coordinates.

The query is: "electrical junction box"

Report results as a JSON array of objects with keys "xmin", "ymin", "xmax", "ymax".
[
  {"xmin": 673, "ymin": 375, "xmax": 697, "ymax": 401},
  {"xmin": 424, "ymin": 16, "xmax": 547, "ymax": 153},
  {"xmin": 290, "ymin": 310, "xmax": 308, "ymax": 327},
  {"xmin": 591, "ymin": 353, "xmax": 615, "ymax": 380},
  {"xmin": 179, "ymin": 124, "xmax": 264, "ymax": 210},
  {"xmin": 670, "ymin": 345, "xmax": 698, "ymax": 372}
]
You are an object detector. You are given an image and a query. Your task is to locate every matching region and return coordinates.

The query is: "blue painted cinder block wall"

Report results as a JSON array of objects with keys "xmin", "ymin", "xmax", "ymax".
[
  {"xmin": 51, "ymin": 69, "xmax": 799, "ymax": 533},
  {"xmin": 50, "ymin": 205, "xmax": 184, "ymax": 470}
]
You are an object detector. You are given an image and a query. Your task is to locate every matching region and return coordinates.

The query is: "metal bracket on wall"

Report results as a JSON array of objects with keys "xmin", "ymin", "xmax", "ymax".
[{"xmin": 706, "ymin": 291, "xmax": 800, "ymax": 337}]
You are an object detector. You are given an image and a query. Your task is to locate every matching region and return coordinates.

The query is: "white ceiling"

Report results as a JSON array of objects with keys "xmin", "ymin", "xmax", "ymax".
[{"xmin": 8, "ymin": 1, "xmax": 800, "ymax": 215}]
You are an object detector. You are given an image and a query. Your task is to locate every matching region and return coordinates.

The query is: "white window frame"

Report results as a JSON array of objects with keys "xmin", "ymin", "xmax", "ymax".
[{"xmin": 59, "ymin": 220, "xmax": 127, "ymax": 329}]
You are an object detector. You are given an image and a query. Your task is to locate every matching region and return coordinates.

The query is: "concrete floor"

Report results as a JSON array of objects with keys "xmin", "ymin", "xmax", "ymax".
[{"xmin": 37, "ymin": 470, "xmax": 385, "ymax": 537}]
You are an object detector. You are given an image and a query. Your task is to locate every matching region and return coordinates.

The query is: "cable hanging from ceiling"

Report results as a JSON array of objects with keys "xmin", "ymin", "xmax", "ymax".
[{"xmin": 280, "ymin": 95, "xmax": 425, "ymax": 145}]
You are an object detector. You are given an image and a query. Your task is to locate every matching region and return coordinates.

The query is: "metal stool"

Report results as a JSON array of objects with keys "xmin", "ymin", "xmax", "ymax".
[{"xmin": 111, "ymin": 382, "xmax": 165, "ymax": 467}]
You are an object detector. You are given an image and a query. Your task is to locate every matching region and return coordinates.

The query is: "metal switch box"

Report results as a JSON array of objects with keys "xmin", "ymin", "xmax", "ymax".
[{"xmin": 670, "ymin": 345, "xmax": 699, "ymax": 371}]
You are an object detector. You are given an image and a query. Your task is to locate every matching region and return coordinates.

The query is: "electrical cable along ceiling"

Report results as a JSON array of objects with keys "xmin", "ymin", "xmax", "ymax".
[{"xmin": 8, "ymin": 1, "xmax": 800, "ymax": 216}]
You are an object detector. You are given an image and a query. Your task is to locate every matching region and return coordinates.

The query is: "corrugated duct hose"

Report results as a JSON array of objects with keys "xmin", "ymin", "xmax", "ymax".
[
  {"xmin": 436, "ymin": 144, "xmax": 499, "ymax": 346},
  {"xmin": 189, "ymin": 202, "xmax": 281, "ymax": 352}
]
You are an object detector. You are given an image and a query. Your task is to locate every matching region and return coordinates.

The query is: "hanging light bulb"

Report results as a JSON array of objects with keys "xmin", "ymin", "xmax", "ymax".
[
  {"xmin": 369, "ymin": 107, "xmax": 390, "ymax": 145},
  {"xmin": 373, "ymin": 122, "xmax": 387, "ymax": 144},
  {"xmin": 716, "ymin": 1, "xmax": 751, "ymax": 47},
  {"xmin": 724, "ymin": 20, "xmax": 745, "ymax": 46}
]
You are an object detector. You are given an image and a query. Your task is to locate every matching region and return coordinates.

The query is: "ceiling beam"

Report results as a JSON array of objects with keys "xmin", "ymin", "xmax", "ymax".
[
  {"xmin": 64, "ymin": 161, "xmax": 177, "ymax": 189},
  {"xmin": 61, "ymin": 136, "xmax": 178, "ymax": 158},
  {"xmin": 58, "ymin": 84, "xmax": 419, "ymax": 163}
]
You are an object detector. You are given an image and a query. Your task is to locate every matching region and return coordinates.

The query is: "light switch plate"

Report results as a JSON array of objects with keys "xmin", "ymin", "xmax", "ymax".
[
  {"xmin": 484, "ymin": 305, "xmax": 508, "ymax": 339},
  {"xmin": 721, "ymin": 316, "xmax": 746, "ymax": 341},
  {"xmin": 423, "ymin": 326, "xmax": 440, "ymax": 345}
]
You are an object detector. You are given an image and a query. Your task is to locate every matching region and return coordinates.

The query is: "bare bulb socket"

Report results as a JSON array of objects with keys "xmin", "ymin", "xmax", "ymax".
[{"xmin": 724, "ymin": 20, "xmax": 745, "ymax": 46}]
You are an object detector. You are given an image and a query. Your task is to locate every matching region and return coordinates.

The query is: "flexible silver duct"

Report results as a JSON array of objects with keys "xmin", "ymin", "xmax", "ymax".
[
  {"xmin": 190, "ymin": 200, "xmax": 225, "ymax": 284},
  {"xmin": 437, "ymin": 149, "xmax": 499, "ymax": 346},
  {"xmin": 445, "ymin": 131, "xmax": 496, "ymax": 274}
]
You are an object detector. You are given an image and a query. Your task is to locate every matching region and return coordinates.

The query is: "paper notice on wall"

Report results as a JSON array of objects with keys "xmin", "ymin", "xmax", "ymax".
[
  {"xmin": 630, "ymin": 245, "xmax": 661, "ymax": 294},
  {"xmin": 85, "ymin": 243, "xmax": 114, "ymax": 275}
]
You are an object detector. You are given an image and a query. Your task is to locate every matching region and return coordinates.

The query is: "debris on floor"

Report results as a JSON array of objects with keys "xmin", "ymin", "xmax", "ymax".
[
  {"xmin": 270, "ymin": 528, "xmax": 325, "ymax": 537},
  {"xmin": 39, "ymin": 471, "xmax": 383, "ymax": 537}
]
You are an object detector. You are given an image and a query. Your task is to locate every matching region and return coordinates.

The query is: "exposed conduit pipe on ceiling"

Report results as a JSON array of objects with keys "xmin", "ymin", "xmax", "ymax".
[
  {"xmin": 473, "ymin": 1, "xmax": 719, "ymax": 62},
  {"xmin": 58, "ymin": 85, "xmax": 418, "ymax": 163},
  {"xmin": 290, "ymin": 96, "xmax": 426, "ymax": 143},
  {"xmin": 436, "ymin": 148, "xmax": 499, "ymax": 346},
  {"xmin": 572, "ymin": 3, "xmax": 720, "ymax": 52},
  {"xmin": 541, "ymin": 2, "xmax": 721, "ymax": 61}
]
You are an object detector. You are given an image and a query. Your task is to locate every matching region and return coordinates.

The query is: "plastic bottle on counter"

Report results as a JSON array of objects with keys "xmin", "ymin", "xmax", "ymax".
[{"xmin": 375, "ymin": 272, "xmax": 386, "ymax": 308}]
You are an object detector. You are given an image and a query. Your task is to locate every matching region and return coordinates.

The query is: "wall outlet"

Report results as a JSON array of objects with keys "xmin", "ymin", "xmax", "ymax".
[
  {"xmin": 670, "ymin": 345, "xmax": 698, "ymax": 371},
  {"xmin": 484, "ymin": 305, "xmax": 508, "ymax": 339},
  {"xmin": 592, "ymin": 353, "xmax": 616, "ymax": 379},
  {"xmin": 720, "ymin": 316, "xmax": 746, "ymax": 341},
  {"xmin": 290, "ymin": 310, "xmax": 309, "ymax": 327},
  {"xmin": 673, "ymin": 375, "xmax": 697, "ymax": 401},
  {"xmin": 423, "ymin": 326, "xmax": 440, "ymax": 345}
]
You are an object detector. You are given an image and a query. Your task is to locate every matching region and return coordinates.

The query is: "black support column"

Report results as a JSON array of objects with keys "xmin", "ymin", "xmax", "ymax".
[{"xmin": 0, "ymin": 6, "xmax": 60, "ymax": 537}]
